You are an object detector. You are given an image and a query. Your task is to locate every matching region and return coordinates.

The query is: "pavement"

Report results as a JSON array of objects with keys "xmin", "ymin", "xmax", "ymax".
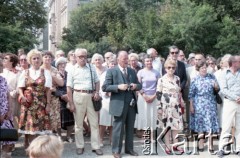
[{"xmin": 11, "ymin": 132, "xmax": 239, "ymax": 158}]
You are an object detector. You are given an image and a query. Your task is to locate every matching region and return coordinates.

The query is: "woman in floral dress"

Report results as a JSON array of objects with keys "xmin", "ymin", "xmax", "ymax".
[
  {"xmin": 0, "ymin": 54, "xmax": 15, "ymax": 158},
  {"xmin": 18, "ymin": 49, "xmax": 52, "ymax": 148},
  {"xmin": 156, "ymin": 59, "xmax": 184, "ymax": 154},
  {"xmin": 189, "ymin": 61, "xmax": 219, "ymax": 152},
  {"xmin": 41, "ymin": 51, "xmax": 64, "ymax": 136}
]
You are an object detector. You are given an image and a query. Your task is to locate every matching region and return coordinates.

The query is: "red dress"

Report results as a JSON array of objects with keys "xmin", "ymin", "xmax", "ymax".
[{"xmin": 18, "ymin": 69, "xmax": 51, "ymax": 135}]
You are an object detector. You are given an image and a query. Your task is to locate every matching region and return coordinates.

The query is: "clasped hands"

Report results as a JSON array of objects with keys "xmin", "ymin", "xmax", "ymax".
[{"xmin": 118, "ymin": 83, "xmax": 137, "ymax": 91}]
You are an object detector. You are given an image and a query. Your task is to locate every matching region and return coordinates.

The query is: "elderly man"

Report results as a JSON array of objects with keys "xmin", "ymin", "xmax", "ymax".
[
  {"xmin": 102, "ymin": 51, "xmax": 142, "ymax": 158},
  {"xmin": 147, "ymin": 48, "xmax": 162, "ymax": 76},
  {"xmin": 103, "ymin": 52, "xmax": 114, "ymax": 67},
  {"xmin": 217, "ymin": 55, "xmax": 240, "ymax": 157},
  {"xmin": 67, "ymin": 48, "xmax": 103, "ymax": 156}
]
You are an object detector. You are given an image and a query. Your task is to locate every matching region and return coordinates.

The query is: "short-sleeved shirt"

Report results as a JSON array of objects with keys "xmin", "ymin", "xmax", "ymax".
[
  {"xmin": 18, "ymin": 67, "xmax": 52, "ymax": 88},
  {"xmin": 137, "ymin": 68, "xmax": 160, "ymax": 95},
  {"xmin": 66, "ymin": 64, "xmax": 99, "ymax": 90}
]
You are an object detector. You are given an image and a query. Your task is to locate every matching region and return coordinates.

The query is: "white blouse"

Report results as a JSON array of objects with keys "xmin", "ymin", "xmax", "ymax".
[{"xmin": 18, "ymin": 67, "xmax": 52, "ymax": 88}]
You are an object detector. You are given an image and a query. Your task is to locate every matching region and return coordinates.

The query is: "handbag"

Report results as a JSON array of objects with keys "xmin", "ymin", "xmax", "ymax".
[
  {"xmin": 89, "ymin": 63, "xmax": 102, "ymax": 111},
  {"xmin": 0, "ymin": 120, "xmax": 18, "ymax": 141},
  {"xmin": 214, "ymin": 88, "xmax": 222, "ymax": 104},
  {"xmin": 18, "ymin": 89, "xmax": 33, "ymax": 108}
]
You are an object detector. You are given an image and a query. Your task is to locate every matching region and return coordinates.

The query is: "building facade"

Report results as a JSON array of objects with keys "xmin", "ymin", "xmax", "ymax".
[{"xmin": 47, "ymin": 0, "xmax": 82, "ymax": 53}]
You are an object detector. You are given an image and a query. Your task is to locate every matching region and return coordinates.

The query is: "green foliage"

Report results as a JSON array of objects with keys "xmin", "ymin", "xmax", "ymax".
[
  {"xmin": 215, "ymin": 16, "xmax": 240, "ymax": 55},
  {"xmin": 0, "ymin": 0, "xmax": 47, "ymax": 53},
  {"xmin": 190, "ymin": 0, "xmax": 240, "ymax": 20},
  {"xmin": 61, "ymin": 0, "xmax": 240, "ymax": 57},
  {"xmin": 0, "ymin": 23, "xmax": 36, "ymax": 53}
]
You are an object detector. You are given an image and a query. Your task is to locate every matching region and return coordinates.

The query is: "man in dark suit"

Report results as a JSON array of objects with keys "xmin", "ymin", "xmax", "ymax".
[
  {"xmin": 162, "ymin": 45, "xmax": 187, "ymax": 91},
  {"xmin": 102, "ymin": 51, "xmax": 142, "ymax": 158}
]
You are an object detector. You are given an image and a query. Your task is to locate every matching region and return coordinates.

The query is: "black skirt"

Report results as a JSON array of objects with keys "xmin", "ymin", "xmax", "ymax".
[{"xmin": 60, "ymin": 100, "xmax": 75, "ymax": 130}]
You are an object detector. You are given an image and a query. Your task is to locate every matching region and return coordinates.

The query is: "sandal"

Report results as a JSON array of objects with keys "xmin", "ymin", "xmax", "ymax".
[{"xmin": 173, "ymin": 146, "xmax": 184, "ymax": 153}]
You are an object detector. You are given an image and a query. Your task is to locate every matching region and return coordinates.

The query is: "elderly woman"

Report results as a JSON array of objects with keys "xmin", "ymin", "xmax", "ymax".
[
  {"xmin": 128, "ymin": 53, "xmax": 141, "ymax": 73},
  {"xmin": 18, "ymin": 49, "xmax": 52, "ymax": 148},
  {"xmin": 41, "ymin": 51, "xmax": 64, "ymax": 137},
  {"xmin": 55, "ymin": 57, "xmax": 75, "ymax": 142},
  {"xmin": 135, "ymin": 55, "xmax": 160, "ymax": 135},
  {"xmin": 156, "ymin": 59, "xmax": 184, "ymax": 154},
  {"xmin": 0, "ymin": 54, "xmax": 15, "ymax": 157},
  {"xmin": 98, "ymin": 57, "xmax": 116, "ymax": 146},
  {"xmin": 65, "ymin": 50, "xmax": 76, "ymax": 73},
  {"xmin": 91, "ymin": 53, "xmax": 108, "ymax": 145},
  {"xmin": 1, "ymin": 53, "xmax": 21, "ymax": 127},
  {"xmin": 207, "ymin": 57, "xmax": 217, "ymax": 74},
  {"xmin": 189, "ymin": 61, "xmax": 220, "ymax": 152},
  {"xmin": 17, "ymin": 53, "xmax": 29, "ymax": 71}
]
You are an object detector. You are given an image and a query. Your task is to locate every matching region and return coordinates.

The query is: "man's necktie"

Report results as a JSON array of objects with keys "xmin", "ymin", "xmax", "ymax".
[{"xmin": 123, "ymin": 68, "xmax": 129, "ymax": 82}]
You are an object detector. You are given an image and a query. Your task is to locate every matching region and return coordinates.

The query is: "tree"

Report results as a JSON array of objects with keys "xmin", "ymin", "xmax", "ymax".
[
  {"xmin": 215, "ymin": 16, "xmax": 240, "ymax": 55},
  {"xmin": 190, "ymin": 0, "xmax": 240, "ymax": 20},
  {"xmin": 61, "ymin": 0, "xmax": 127, "ymax": 53},
  {"xmin": 0, "ymin": 0, "xmax": 47, "ymax": 53}
]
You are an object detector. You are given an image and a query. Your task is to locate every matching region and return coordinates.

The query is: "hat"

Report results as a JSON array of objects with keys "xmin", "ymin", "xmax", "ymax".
[
  {"xmin": 188, "ymin": 53, "xmax": 195, "ymax": 60},
  {"xmin": 55, "ymin": 57, "xmax": 67, "ymax": 67}
]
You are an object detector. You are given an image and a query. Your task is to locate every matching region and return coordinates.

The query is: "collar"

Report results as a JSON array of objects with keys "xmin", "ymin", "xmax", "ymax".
[
  {"xmin": 75, "ymin": 63, "xmax": 90, "ymax": 68},
  {"xmin": 118, "ymin": 64, "xmax": 127, "ymax": 72}
]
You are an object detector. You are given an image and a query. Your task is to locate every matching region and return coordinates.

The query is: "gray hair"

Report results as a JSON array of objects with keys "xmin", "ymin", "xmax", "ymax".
[
  {"xmin": 221, "ymin": 54, "xmax": 231, "ymax": 63},
  {"xmin": 91, "ymin": 53, "xmax": 104, "ymax": 63},
  {"xmin": 128, "ymin": 53, "xmax": 139, "ymax": 60},
  {"xmin": 75, "ymin": 48, "xmax": 87, "ymax": 56}
]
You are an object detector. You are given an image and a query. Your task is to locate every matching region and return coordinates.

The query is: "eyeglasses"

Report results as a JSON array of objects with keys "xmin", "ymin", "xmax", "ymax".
[
  {"xmin": 105, "ymin": 56, "xmax": 110, "ymax": 59},
  {"xmin": 77, "ymin": 55, "xmax": 87, "ymax": 59},
  {"xmin": 208, "ymin": 62, "xmax": 215, "ymax": 65},
  {"xmin": 167, "ymin": 66, "xmax": 175, "ymax": 70},
  {"xmin": 70, "ymin": 54, "xmax": 75, "ymax": 56},
  {"xmin": 32, "ymin": 57, "xmax": 40, "ymax": 60},
  {"xmin": 170, "ymin": 52, "xmax": 179, "ymax": 55},
  {"xmin": 20, "ymin": 59, "xmax": 27, "ymax": 62}
]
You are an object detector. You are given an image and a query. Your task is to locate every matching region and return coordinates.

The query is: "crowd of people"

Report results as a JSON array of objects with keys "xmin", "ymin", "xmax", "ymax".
[{"xmin": 0, "ymin": 46, "xmax": 239, "ymax": 158}]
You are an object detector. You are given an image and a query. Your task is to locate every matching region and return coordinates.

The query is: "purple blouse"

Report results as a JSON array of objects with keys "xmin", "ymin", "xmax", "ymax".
[{"xmin": 137, "ymin": 68, "xmax": 160, "ymax": 95}]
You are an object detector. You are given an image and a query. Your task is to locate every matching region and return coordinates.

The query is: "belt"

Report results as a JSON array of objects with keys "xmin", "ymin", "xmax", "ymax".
[{"xmin": 74, "ymin": 89, "xmax": 93, "ymax": 94}]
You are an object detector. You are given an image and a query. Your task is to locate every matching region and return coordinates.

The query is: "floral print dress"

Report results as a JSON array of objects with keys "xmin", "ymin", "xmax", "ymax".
[
  {"xmin": 18, "ymin": 69, "xmax": 51, "ymax": 135},
  {"xmin": 188, "ymin": 74, "xmax": 219, "ymax": 133},
  {"xmin": 156, "ymin": 75, "xmax": 183, "ymax": 130},
  {"xmin": 0, "ymin": 76, "xmax": 15, "ymax": 145}
]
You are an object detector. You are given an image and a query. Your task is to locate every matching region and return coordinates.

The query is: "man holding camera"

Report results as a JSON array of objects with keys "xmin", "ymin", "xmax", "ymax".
[{"xmin": 102, "ymin": 51, "xmax": 142, "ymax": 158}]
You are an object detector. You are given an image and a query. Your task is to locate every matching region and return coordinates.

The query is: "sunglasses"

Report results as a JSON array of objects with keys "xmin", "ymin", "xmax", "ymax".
[
  {"xmin": 77, "ymin": 55, "xmax": 87, "ymax": 59},
  {"xmin": 170, "ymin": 52, "xmax": 179, "ymax": 55},
  {"xmin": 20, "ymin": 59, "xmax": 27, "ymax": 62},
  {"xmin": 167, "ymin": 66, "xmax": 176, "ymax": 70}
]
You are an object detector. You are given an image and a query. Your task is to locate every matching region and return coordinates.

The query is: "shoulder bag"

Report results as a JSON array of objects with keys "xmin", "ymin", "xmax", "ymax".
[{"xmin": 89, "ymin": 64, "xmax": 102, "ymax": 111}]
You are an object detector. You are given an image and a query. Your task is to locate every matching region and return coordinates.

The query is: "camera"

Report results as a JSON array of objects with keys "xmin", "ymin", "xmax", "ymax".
[
  {"xmin": 127, "ymin": 84, "xmax": 133, "ymax": 91},
  {"xmin": 129, "ymin": 98, "xmax": 136, "ymax": 107}
]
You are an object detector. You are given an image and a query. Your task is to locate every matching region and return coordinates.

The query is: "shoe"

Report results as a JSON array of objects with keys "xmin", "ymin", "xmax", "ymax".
[
  {"xmin": 112, "ymin": 152, "xmax": 121, "ymax": 158},
  {"xmin": 92, "ymin": 149, "xmax": 103, "ymax": 155},
  {"xmin": 76, "ymin": 148, "xmax": 84, "ymax": 155},
  {"xmin": 66, "ymin": 137, "xmax": 73, "ymax": 143},
  {"xmin": 125, "ymin": 150, "xmax": 138, "ymax": 156},
  {"xmin": 173, "ymin": 146, "xmax": 184, "ymax": 153},
  {"xmin": 216, "ymin": 150, "xmax": 224, "ymax": 158},
  {"xmin": 198, "ymin": 148, "xmax": 204, "ymax": 152},
  {"xmin": 84, "ymin": 132, "xmax": 91, "ymax": 137},
  {"xmin": 165, "ymin": 148, "xmax": 172, "ymax": 155}
]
